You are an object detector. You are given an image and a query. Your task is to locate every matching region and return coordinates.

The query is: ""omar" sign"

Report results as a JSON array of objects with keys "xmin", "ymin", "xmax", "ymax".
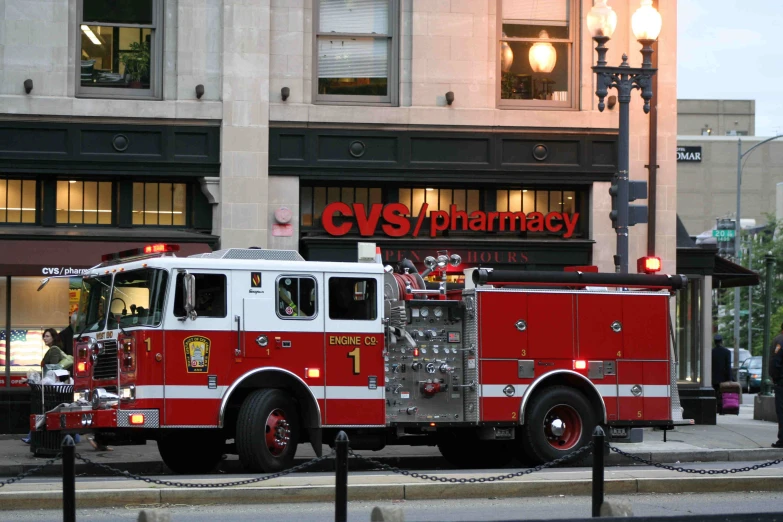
[{"xmin": 322, "ymin": 203, "xmax": 580, "ymax": 238}]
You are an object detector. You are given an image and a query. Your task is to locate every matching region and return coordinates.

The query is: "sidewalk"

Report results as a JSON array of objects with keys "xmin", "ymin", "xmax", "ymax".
[{"xmin": 1, "ymin": 405, "xmax": 782, "ymax": 510}]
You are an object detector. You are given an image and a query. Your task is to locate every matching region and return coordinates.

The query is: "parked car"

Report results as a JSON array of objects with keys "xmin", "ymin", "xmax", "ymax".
[
  {"xmin": 738, "ymin": 356, "xmax": 763, "ymax": 392},
  {"xmin": 727, "ymin": 348, "xmax": 751, "ymax": 381}
]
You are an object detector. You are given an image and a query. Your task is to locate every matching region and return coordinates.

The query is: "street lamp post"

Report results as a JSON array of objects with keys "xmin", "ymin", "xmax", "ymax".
[
  {"xmin": 589, "ymin": 0, "xmax": 662, "ymax": 274},
  {"xmin": 733, "ymin": 134, "xmax": 783, "ymax": 377}
]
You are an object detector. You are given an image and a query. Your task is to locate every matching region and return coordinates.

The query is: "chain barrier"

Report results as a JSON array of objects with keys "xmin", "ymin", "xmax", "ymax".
[
  {"xmin": 348, "ymin": 441, "xmax": 595, "ymax": 483},
  {"xmin": 73, "ymin": 450, "xmax": 336, "ymax": 488},
  {"xmin": 0, "ymin": 454, "xmax": 61, "ymax": 488},
  {"xmin": 607, "ymin": 442, "xmax": 783, "ymax": 474}
]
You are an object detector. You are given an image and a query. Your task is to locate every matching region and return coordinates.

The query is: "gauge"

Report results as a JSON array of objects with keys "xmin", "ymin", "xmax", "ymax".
[
  {"xmin": 444, "ymin": 348, "xmax": 450, "ymax": 354},
  {"xmin": 420, "ymin": 307, "xmax": 429, "ymax": 318},
  {"xmin": 420, "ymin": 348, "xmax": 428, "ymax": 354},
  {"xmin": 434, "ymin": 307, "xmax": 443, "ymax": 318},
  {"xmin": 432, "ymin": 348, "xmax": 439, "ymax": 354}
]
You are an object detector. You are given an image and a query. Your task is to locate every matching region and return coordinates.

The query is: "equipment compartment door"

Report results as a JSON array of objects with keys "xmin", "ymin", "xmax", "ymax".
[
  {"xmin": 577, "ymin": 294, "xmax": 624, "ymax": 360},
  {"xmin": 621, "ymin": 294, "xmax": 669, "ymax": 360},
  {"xmin": 477, "ymin": 291, "xmax": 527, "ymax": 359},
  {"xmin": 616, "ymin": 361, "xmax": 645, "ymax": 421},
  {"xmin": 323, "ymin": 273, "xmax": 385, "ymax": 426},
  {"xmin": 526, "ymin": 293, "xmax": 575, "ymax": 360}
]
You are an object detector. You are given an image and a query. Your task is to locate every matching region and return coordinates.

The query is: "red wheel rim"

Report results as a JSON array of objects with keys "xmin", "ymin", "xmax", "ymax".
[
  {"xmin": 543, "ymin": 403, "xmax": 582, "ymax": 450},
  {"xmin": 265, "ymin": 408, "xmax": 290, "ymax": 456}
]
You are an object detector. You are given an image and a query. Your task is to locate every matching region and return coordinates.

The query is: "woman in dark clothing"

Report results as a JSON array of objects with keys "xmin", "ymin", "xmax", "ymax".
[{"xmin": 40, "ymin": 328, "xmax": 73, "ymax": 371}]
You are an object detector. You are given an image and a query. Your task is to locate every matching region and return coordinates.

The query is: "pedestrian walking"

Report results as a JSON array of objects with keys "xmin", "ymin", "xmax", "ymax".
[
  {"xmin": 59, "ymin": 312, "xmax": 78, "ymax": 357},
  {"xmin": 769, "ymin": 323, "xmax": 783, "ymax": 449},
  {"xmin": 712, "ymin": 334, "xmax": 731, "ymax": 415}
]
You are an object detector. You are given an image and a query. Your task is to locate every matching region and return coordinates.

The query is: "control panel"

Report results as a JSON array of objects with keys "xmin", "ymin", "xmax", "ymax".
[{"xmin": 385, "ymin": 300, "xmax": 470, "ymax": 423}]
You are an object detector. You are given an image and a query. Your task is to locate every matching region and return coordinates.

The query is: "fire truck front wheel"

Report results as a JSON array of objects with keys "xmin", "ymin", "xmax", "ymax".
[
  {"xmin": 522, "ymin": 386, "xmax": 596, "ymax": 464},
  {"xmin": 236, "ymin": 388, "xmax": 300, "ymax": 473}
]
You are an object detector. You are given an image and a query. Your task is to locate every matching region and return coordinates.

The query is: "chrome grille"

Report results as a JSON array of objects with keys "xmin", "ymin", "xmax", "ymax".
[{"xmin": 92, "ymin": 340, "xmax": 118, "ymax": 381}]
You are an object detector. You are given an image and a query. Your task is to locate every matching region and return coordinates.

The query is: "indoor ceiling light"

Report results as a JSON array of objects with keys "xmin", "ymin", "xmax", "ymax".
[
  {"xmin": 529, "ymin": 31, "xmax": 557, "ymax": 74},
  {"xmin": 80, "ymin": 25, "xmax": 101, "ymax": 46},
  {"xmin": 69, "ymin": 180, "xmax": 77, "ymax": 184}
]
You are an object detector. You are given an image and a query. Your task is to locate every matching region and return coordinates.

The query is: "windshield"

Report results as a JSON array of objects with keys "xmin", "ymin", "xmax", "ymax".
[
  {"xmin": 76, "ymin": 275, "xmax": 113, "ymax": 334},
  {"xmin": 107, "ymin": 269, "xmax": 169, "ymax": 329}
]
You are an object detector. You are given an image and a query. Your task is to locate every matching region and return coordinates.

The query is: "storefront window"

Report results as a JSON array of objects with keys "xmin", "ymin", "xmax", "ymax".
[
  {"xmin": 132, "ymin": 182, "xmax": 186, "ymax": 226},
  {"xmin": 676, "ymin": 278, "xmax": 702, "ymax": 384},
  {"xmin": 0, "ymin": 278, "xmax": 6, "ymax": 387},
  {"xmin": 496, "ymin": 189, "xmax": 576, "ymax": 214},
  {"xmin": 499, "ymin": 0, "xmax": 575, "ymax": 107},
  {"xmin": 56, "ymin": 181, "xmax": 113, "ymax": 225},
  {"xmin": 303, "ymin": 186, "xmax": 383, "ymax": 226},
  {"xmin": 8, "ymin": 277, "xmax": 76, "ymax": 381},
  {"xmin": 0, "ymin": 179, "xmax": 36, "ymax": 224},
  {"xmin": 398, "ymin": 188, "xmax": 480, "ymax": 217}
]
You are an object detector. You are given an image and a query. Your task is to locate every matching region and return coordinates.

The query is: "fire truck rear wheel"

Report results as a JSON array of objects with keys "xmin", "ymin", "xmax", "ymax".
[
  {"xmin": 237, "ymin": 388, "xmax": 300, "ymax": 473},
  {"xmin": 523, "ymin": 386, "xmax": 595, "ymax": 465}
]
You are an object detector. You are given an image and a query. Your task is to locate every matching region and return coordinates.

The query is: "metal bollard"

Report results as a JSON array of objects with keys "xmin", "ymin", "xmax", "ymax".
[
  {"xmin": 62, "ymin": 434, "xmax": 76, "ymax": 522},
  {"xmin": 335, "ymin": 431, "xmax": 349, "ymax": 522},
  {"xmin": 591, "ymin": 426, "xmax": 605, "ymax": 518}
]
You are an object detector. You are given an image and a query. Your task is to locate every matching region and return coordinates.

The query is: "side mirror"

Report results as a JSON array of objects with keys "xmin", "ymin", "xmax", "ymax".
[{"xmin": 182, "ymin": 272, "xmax": 197, "ymax": 321}]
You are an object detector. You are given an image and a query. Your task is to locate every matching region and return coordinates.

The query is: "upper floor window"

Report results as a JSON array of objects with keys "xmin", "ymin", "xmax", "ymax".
[
  {"xmin": 498, "ymin": 0, "xmax": 576, "ymax": 108},
  {"xmin": 0, "ymin": 179, "xmax": 36, "ymax": 224},
  {"xmin": 315, "ymin": 0, "xmax": 398, "ymax": 105},
  {"xmin": 78, "ymin": 0, "xmax": 163, "ymax": 99},
  {"xmin": 132, "ymin": 182, "xmax": 186, "ymax": 226}
]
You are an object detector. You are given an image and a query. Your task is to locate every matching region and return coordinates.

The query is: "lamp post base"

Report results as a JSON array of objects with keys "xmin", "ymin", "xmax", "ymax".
[{"xmin": 753, "ymin": 394, "xmax": 777, "ymax": 422}]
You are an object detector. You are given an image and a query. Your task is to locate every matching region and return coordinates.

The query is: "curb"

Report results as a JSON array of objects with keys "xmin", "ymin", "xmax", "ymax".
[
  {"xmin": 2, "ymin": 448, "xmax": 781, "ymax": 478},
  {"xmin": 2, "ymin": 476, "xmax": 783, "ymax": 511}
]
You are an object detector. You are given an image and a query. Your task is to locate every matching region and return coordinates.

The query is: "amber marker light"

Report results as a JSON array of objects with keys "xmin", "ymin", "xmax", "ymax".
[
  {"xmin": 574, "ymin": 360, "xmax": 587, "ymax": 370},
  {"xmin": 129, "ymin": 414, "xmax": 145, "ymax": 425},
  {"xmin": 77, "ymin": 362, "xmax": 86, "ymax": 373},
  {"xmin": 306, "ymin": 368, "xmax": 321, "ymax": 379}
]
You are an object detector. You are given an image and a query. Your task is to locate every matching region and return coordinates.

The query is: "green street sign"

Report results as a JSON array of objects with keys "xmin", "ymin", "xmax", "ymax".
[
  {"xmin": 713, "ymin": 229, "xmax": 736, "ymax": 239},
  {"xmin": 740, "ymin": 310, "xmax": 749, "ymax": 316}
]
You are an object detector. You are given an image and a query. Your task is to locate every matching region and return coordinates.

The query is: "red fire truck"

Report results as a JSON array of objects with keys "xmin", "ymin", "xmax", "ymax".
[{"xmin": 33, "ymin": 243, "xmax": 689, "ymax": 473}]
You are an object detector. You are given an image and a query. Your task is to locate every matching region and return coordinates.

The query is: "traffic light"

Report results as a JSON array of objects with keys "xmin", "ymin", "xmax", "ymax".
[
  {"xmin": 609, "ymin": 178, "xmax": 648, "ymax": 228},
  {"xmin": 637, "ymin": 255, "xmax": 662, "ymax": 274}
]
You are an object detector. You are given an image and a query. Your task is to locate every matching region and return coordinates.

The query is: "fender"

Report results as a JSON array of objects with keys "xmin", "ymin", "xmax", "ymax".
[
  {"xmin": 218, "ymin": 367, "xmax": 322, "ymax": 428},
  {"xmin": 517, "ymin": 369, "xmax": 607, "ymax": 425}
]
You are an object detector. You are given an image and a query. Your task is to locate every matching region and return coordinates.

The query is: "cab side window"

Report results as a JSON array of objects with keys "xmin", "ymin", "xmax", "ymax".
[
  {"xmin": 174, "ymin": 273, "xmax": 227, "ymax": 318},
  {"xmin": 328, "ymin": 277, "xmax": 377, "ymax": 320},
  {"xmin": 277, "ymin": 276, "xmax": 317, "ymax": 319}
]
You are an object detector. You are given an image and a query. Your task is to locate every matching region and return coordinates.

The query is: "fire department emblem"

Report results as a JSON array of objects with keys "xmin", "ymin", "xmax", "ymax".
[
  {"xmin": 251, "ymin": 272, "xmax": 262, "ymax": 288},
  {"xmin": 184, "ymin": 336, "xmax": 211, "ymax": 373}
]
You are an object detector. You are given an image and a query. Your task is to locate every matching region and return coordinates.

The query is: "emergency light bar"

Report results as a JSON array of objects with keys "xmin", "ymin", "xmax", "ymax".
[{"xmin": 101, "ymin": 243, "xmax": 180, "ymax": 262}]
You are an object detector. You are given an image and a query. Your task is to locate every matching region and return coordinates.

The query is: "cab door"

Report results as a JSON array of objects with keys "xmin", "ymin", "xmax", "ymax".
[
  {"xmin": 163, "ymin": 270, "xmax": 233, "ymax": 426},
  {"xmin": 323, "ymin": 273, "xmax": 385, "ymax": 426}
]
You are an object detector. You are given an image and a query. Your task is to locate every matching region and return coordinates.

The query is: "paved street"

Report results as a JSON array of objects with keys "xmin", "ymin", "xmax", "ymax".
[{"xmin": 4, "ymin": 491, "xmax": 783, "ymax": 521}]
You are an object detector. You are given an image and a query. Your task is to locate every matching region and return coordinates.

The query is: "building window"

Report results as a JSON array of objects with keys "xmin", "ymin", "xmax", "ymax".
[
  {"xmin": 56, "ymin": 181, "xmax": 113, "ymax": 225},
  {"xmin": 315, "ymin": 0, "xmax": 398, "ymax": 105},
  {"xmin": 132, "ymin": 183, "xmax": 186, "ymax": 226},
  {"xmin": 676, "ymin": 278, "xmax": 703, "ymax": 384},
  {"xmin": 0, "ymin": 179, "xmax": 36, "ymax": 224},
  {"xmin": 398, "ymin": 188, "xmax": 481, "ymax": 217},
  {"xmin": 496, "ymin": 189, "xmax": 576, "ymax": 215},
  {"xmin": 277, "ymin": 276, "xmax": 317, "ymax": 319},
  {"xmin": 328, "ymin": 277, "xmax": 377, "ymax": 320},
  {"xmin": 302, "ymin": 186, "xmax": 383, "ymax": 227},
  {"xmin": 498, "ymin": 0, "xmax": 576, "ymax": 108},
  {"xmin": 77, "ymin": 0, "xmax": 163, "ymax": 98}
]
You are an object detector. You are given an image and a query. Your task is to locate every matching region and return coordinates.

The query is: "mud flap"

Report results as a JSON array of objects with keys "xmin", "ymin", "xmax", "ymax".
[{"xmin": 309, "ymin": 427, "xmax": 323, "ymax": 457}]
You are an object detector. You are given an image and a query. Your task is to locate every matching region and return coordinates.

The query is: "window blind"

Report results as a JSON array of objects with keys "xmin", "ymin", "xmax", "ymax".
[
  {"xmin": 319, "ymin": 0, "xmax": 389, "ymax": 34},
  {"xmin": 317, "ymin": 37, "xmax": 388, "ymax": 78},
  {"xmin": 502, "ymin": 0, "xmax": 568, "ymax": 25}
]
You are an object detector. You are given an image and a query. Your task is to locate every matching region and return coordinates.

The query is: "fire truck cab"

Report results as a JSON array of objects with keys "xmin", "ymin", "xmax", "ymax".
[{"xmin": 34, "ymin": 244, "xmax": 689, "ymax": 473}]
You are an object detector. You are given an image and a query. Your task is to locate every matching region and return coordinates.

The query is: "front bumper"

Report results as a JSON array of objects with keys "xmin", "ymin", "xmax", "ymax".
[{"xmin": 32, "ymin": 406, "xmax": 160, "ymax": 431}]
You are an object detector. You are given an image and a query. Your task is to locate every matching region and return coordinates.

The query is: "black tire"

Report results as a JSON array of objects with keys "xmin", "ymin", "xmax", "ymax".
[
  {"xmin": 437, "ymin": 430, "xmax": 513, "ymax": 469},
  {"xmin": 522, "ymin": 386, "xmax": 596, "ymax": 465},
  {"xmin": 236, "ymin": 389, "xmax": 300, "ymax": 473},
  {"xmin": 158, "ymin": 431, "xmax": 225, "ymax": 474}
]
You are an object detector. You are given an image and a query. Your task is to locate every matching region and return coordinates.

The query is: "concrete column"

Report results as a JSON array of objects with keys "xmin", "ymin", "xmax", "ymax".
[
  {"xmin": 220, "ymin": 0, "xmax": 271, "ymax": 249},
  {"xmin": 702, "ymin": 275, "xmax": 713, "ymax": 387},
  {"xmin": 776, "ymin": 183, "xmax": 783, "ymax": 224}
]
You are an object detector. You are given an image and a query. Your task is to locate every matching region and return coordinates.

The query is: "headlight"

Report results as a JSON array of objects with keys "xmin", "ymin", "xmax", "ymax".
[{"xmin": 120, "ymin": 385, "xmax": 136, "ymax": 401}]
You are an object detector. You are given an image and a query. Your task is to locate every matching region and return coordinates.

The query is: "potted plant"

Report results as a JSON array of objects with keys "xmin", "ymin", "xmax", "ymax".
[{"xmin": 120, "ymin": 41, "xmax": 150, "ymax": 89}]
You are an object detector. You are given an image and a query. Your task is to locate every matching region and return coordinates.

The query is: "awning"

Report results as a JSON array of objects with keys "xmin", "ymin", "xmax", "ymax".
[
  {"xmin": 712, "ymin": 255, "xmax": 760, "ymax": 288},
  {"xmin": 0, "ymin": 239, "xmax": 214, "ymax": 276}
]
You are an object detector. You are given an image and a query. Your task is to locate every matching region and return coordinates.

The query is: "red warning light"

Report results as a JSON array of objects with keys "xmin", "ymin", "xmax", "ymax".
[
  {"xmin": 144, "ymin": 243, "xmax": 179, "ymax": 254},
  {"xmin": 637, "ymin": 256, "xmax": 662, "ymax": 274}
]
